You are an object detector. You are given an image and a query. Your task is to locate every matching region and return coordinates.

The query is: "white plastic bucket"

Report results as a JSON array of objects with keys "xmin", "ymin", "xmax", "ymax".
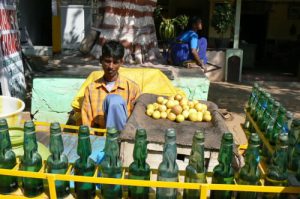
[{"xmin": 0, "ymin": 95, "xmax": 25, "ymax": 127}]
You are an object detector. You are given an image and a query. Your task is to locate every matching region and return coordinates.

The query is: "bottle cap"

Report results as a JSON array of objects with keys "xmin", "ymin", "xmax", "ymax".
[
  {"xmin": 79, "ymin": 125, "xmax": 90, "ymax": 137},
  {"xmin": 136, "ymin": 128, "xmax": 147, "ymax": 139},
  {"xmin": 273, "ymin": 101, "xmax": 280, "ymax": 108},
  {"xmin": 223, "ymin": 132, "xmax": 233, "ymax": 142},
  {"xmin": 249, "ymin": 133, "xmax": 260, "ymax": 146},
  {"xmin": 278, "ymin": 133, "xmax": 288, "ymax": 146},
  {"xmin": 24, "ymin": 120, "xmax": 35, "ymax": 133},
  {"xmin": 0, "ymin": 118, "xmax": 8, "ymax": 131},
  {"xmin": 286, "ymin": 111, "xmax": 293, "ymax": 119},
  {"xmin": 50, "ymin": 122, "xmax": 61, "ymax": 134},
  {"xmin": 166, "ymin": 128, "xmax": 176, "ymax": 138},
  {"xmin": 253, "ymin": 82, "xmax": 259, "ymax": 88},
  {"xmin": 265, "ymin": 93, "xmax": 271, "ymax": 98},
  {"xmin": 194, "ymin": 130, "xmax": 205, "ymax": 141}
]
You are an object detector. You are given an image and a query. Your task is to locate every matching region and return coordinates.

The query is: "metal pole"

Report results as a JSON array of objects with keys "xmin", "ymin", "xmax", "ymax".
[{"xmin": 233, "ymin": 0, "xmax": 242, "ymax": 49}]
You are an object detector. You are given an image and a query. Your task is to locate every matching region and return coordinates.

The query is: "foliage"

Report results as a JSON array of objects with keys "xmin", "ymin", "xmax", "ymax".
[
  {"xmin": 158, "ymin": 15, "xmax": 189, "ymax": 41},
  {"xmin": 211, "ymin": 1, "xmax": 235, "ymax": 37}
]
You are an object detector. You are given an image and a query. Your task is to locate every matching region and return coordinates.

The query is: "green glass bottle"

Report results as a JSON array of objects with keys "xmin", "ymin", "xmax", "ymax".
[
  {"xmin": 257, "ymin": 92, "xmax": 271, "ymax": 127},
  {"xmin": 269, "ymin": 107, "xmax": 287, "ymax": 146},
  {"xmin": 261, "ymin": 101, "xmax": 280, "ymax": 133},
  {"xmin": 263, "ymin": 133, "xmax": 289, "ymax": 199},
  {"xmin": 250, "ymin": 87, "xmax": 264, "ymax": 119},
  {"xmin": 128, "ymin": 128, "xmax": 150, "ymax": 199},
  {"xmin": 20, "ymin": 121, "xmax": 44, "ymax": 197},
  {"xmin": 244, "ymin": 83, "xmax": 259, "ymax": 129},
  {"xmin": 99, "ymin": 127, "xmax": 122, "ymax": 199},
  {"xmin": 250, "ymin": 87, "xmax": 262, "ymax": 116},
  {"xmin": 282, "ymin": 111, "xmax": 293, "ymax": 134},
  {"xmin": 288, "ymin": 120, "xmax": 300, "ymax": 172},
  {"xmin": 183, "ymin": 130, "xmax": 206, "ymax": 199},
  {"xmin": 46, "ymin": 122, "xmax": 70, "ymax": 198},
  {"xmin": 74, "ymin": 125, "xmax": 96, "ymax": 199},
  {"xmin": 0, "ymin": 119, "xmax": 18, "ymax": 194},
  {"xmin": 211, "ymin": 133, "xmax": 234, "ymax": 199},
  {"xmin": 236, "ymin": 133, "xmax": 261, "ymax": 199},
  {"xmin": 262, "ymin": 102, "xmax": 281, "ymax": 160},
  {"xmin": 156, "ymin": 129, "xmax": 179, "ymax": 199}
]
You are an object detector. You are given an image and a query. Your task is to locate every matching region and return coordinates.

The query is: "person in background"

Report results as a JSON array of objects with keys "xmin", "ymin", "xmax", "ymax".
[
  {"xmin": 169, "ymin": 16, "xmax": 208, "ymax": 70},
  {"xmin": 81, "ymin": 41, "xmax": 140, "ymax": 131}
]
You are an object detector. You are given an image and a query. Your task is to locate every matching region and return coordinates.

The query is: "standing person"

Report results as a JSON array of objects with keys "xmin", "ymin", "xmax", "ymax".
[
  {"xmin": 81, "ymin": 41, "xmax": 140, "ymax": 131},
  {"xmin": 169, "ymin": 16, "xmax": 208, "ymax": 70}
]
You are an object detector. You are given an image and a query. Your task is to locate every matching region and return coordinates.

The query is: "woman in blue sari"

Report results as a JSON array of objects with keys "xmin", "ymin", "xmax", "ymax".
[{"xmin": 169, "ymin": 16, "xmax": 207, "ymax": 70}]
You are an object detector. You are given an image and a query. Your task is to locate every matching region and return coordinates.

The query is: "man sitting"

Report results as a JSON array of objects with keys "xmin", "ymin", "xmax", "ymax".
[{"xmin": 81, "ymin": 41, "xmax": 140, "ymax": 130}]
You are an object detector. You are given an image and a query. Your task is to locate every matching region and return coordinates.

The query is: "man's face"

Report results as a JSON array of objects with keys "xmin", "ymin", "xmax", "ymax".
[{"xmin": 100, "ymin": 56, "xmax": 123, "ymax": 80}]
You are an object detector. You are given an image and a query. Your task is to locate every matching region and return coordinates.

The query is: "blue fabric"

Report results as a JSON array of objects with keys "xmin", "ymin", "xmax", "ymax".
[
  {"xmin": 179, "ymin": 30, "xmax": 199, "ymax": 49},
  {"xmin": 102, "ymin": 94, "xmax": 128, "ymax": 131},
  {"xmin": 198, "ymin": 37, "xmax": 208, "ymax": 64},
  {"xmin": 170, "ymin": 31, "xmax": 208, "ymax": 66}
]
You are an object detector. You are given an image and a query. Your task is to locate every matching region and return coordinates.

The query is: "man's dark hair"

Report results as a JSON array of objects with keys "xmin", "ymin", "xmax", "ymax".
[
  {"xmin": 188, "ymin": 16, "xmax": 202, "ymax": 30},
  {"xmin": 102, "ymin": 40, "xmax": 125, "ymax": 60}
]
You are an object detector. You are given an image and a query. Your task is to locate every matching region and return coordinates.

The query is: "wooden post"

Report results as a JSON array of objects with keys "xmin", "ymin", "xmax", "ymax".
[
  {"xmin": 52, "ymin": 0, "xmax": 61, "ymax": 53},
  {"xmin": 233, "ymin": 0, "xmax": 241, "ymax": 49}
]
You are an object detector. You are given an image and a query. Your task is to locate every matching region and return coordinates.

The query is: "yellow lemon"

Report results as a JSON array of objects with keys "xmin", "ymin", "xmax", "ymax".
[
  {"xmin": 176, "ymin": 114, "xmax": 185, "ymax": 123},
  {"xmin": 188, "ymin": 101, "xmax": 194, "ymax": 108},
  {"xmin": 182, "ymin": 110, "xmax": 189, "ymax": 119},
  {"xmin": 180, "ymin": 98, "xmax": 188, "ymax": 106},
  {"xmin": 204, "ymin": 110, "xmax": 211, "ymax": 116},
  {"xmin": 188, "ymin": 112, "xmax": 198, "ymax": 122},
  {"xmin": 168, "ymin": 95, "xmax": 175, "ymax": 100},
  {"xmin": 166, "ymin": 100, "xmax": 175, "ymax": 109},
  {"xmin": 166, "ymin": 109, "xmax": 171, "ymax": 114},
  {"xmin": 157, "ymin": 96, "xmax": 164, "ymax": 104},
  {"xmin": 162, "ymin": 99, "xmax": 168, "ymax": 105},
  {"xmin": 160, "ymin": 111, "xmax": 168, "ymax": 119},
  {"xmin": 195, "ymin": 103, "xmax": 203, "ymax": 112},
  {"xmin": 193, "ymin": 99, "xmax": 199, "ymax": 105},
  {"xmin": 202, "ymin": 104, "xmax": 208, "ymax": 112},
  {"xmin": 203, "ymin": 114, "xmax": 212, "ymax": 122},
  {"xmin": 197, "ymin": 112, "xmax": 203, "ymax": 122},
  {"xmin": 175, "ymin": 94, "xmax": 183, "ymax": 101},
  {"xmin": 146, "ymin": 109, "xmax": 154, "ymax": 116},
  {"xmin": 158, "ymin": 105, "xmax": 167, "ymax": 112},
  {"xmin": 182, "ymin": 105, "xmax": 189, "ymax": 111},
  {"xmin": 189, "ymin": 108, "xmax": 197, "ymax": 114},
  {"xmin": 147, "ymin": 104, "xmax": 154, "ymax": 110},
  {"xmin": 173, "ymin": 100, "xmax": 179, "ymax": 106},
  {"xmin": 153, "ymin": 103, "xmax": 159, "ymax": 109},
  {"xmin": 167, "ymin": 112, "xmax": 176, "ymax": 121},
  {"xmin": 152, "ymin": 111, "xmax": 161, "ymax": 119}
]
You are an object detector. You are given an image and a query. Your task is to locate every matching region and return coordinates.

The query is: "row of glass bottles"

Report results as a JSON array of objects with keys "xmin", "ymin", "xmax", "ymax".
[{"xmin": 1, "ymin": 118, "xmax": 299, "ymax": 198}]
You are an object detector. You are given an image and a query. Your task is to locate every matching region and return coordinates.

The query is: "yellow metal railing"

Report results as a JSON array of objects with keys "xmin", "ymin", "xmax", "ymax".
[{"xmin": 0, "ymin": 118, "xmax": 299, "ymax": 199}]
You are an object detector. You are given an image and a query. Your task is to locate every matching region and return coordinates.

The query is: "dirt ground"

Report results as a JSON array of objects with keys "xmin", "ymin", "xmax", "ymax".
[{"xmin": 208, "ymin": 81, "xmax": 300, "ymax": 145}]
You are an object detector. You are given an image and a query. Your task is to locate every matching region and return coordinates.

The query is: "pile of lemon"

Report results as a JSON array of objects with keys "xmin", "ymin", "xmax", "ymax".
[{"xmin": 146, "ymin": 94, "xmax": 212, "ymax": 123}]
